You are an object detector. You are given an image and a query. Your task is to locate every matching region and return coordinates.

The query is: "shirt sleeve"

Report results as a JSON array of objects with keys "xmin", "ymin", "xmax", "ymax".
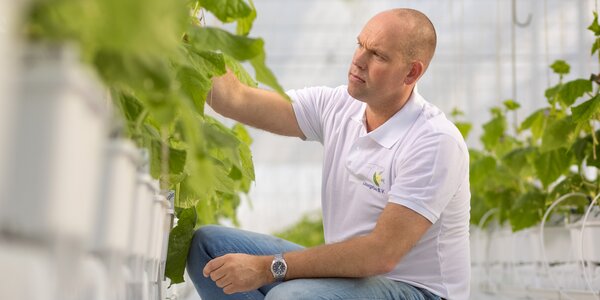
[
  {"xmin": 288, "ymin": 86, "xmax": 337, "ymax": 143},
  {"xmin": 388, "ymin": 133, "xmax": 468, "ymax": 224}
]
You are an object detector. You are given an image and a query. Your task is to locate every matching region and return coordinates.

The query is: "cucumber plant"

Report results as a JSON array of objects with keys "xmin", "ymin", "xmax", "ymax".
[
  {"xmin": 467, "ymin": 11, "xmax": 600, "ymax": 232},
  {"xmin": 24, "ymin": 0, "xmax": 282, "ymax": 283}
]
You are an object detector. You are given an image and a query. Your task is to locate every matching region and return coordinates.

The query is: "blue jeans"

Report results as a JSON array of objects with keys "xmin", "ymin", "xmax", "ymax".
[{"xmin": 187, "ymin": 225, "xmax": 442, "ymax": 300}]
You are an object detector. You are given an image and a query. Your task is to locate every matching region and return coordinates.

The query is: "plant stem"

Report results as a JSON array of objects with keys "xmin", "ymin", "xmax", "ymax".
[
  {"xmin": 160, "ymin": 126, "xmax": 170, "ymax": 191},
  {"xmin": 134, "ymin": 109, "xmax": 149, "ymax": 143}
]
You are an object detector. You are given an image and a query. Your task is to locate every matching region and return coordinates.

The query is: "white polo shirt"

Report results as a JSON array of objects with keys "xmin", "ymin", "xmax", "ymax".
[{"xmin": 289, "ymin": 85, "xmax": 471, "ymax": 300}]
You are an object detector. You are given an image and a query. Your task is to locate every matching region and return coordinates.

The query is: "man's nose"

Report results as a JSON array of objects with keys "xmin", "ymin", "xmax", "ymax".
[{"xmin": 352, "ymin": 50, "xmax": 367, "ymax": 70}]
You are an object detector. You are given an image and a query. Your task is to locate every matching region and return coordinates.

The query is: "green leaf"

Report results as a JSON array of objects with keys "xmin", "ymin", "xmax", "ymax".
[
  {"xmin": 485, "ymin": 188, "xmax": 518, "ymax": 225},
  {"xmin": 28, "ymin": 0, "xmax": 188, "ymax": 59},
  {"xmin": 188, "ymin": 26, "xmax": 263, "ymax": 61},
  {"xmin": 470, "ymin": 194, "xmax": 491, "ymax": 226},
  {"xmin": 203, "ymin": 118, "xmax": 241, "ymax": 149},
  {"xmin": 177, "ymin": 66, "xmax": 212, "ymax": 114},
  {"xmin": 117, "ymin": 92, "xmax": 144, "ymax": 123},
  {"xmin": 571, "ymin": 94, "xmax": 600, "ymax": 124},
  {"xmin": 178, "ymin": 156, "xmax": 217, "ymax": 208},
  {"xmin": 237, "ymin": 145, "xmax": 254, "ymax": 190},
  {"xmin": 232, "ymin": 123, "xmax": 253, "ymax": 145},
  {"xmin": 198, "ymin": 0, "xmax": 252, "ymax": 23},
  {"xmin": 177, "ymin": 48, "xmax": 228, "ymax": 114},
  {"xmin": 470, "ymin": 156, "xmax": 497, "ymax": 188},
  {"xmin": 250, "ymin": 51, "xmax": 286, "ymax": 95},
  {"xmin": 144, "ymin": 95, "xmax": 180, "ymax": 126},
  {"xmin": 469, "ymin": 148, "xmax": 485, "ymax": 162},
  {"xmin": 558, "ymin": 79, "xmax": 592, "ymax": 107},
  {"xmin": 451, "ymin": 107, "xmax": 465, "ymax": 117},
  {"xmin": 150, "ymin": 139, "xmax": 187, "ymax": 180},
  {"xmin": 540, "ymin": 116, "xmax": 577, "ymax": 152},
  {"xmin": 228, "ymin": 165, "xmax": 243, "ymax": 181},
  {"xmin": 588, "ymin": 11, "xmax": 600, "ymax": 36},
  {"xmin": 481, "ymin": 113, "xmax": 506, "ymax": 153},
  {"xmin": 210, "ymin": 159, "xmax": 237, "ymax": 193},
  {"xmin": 586, "ymin": 148, "xmax": 600, "ymax": 168},
  {"xmin": 545, "ymin": 85, "xmax": 561, "ymax": 103},
  {"xmin": 495, "ymin": 135, "xmax": 520, "ymax": 158},
  {"xmin": 496, "ymin": 166, "xmax": 523, "ymax": 191},
  {"xmin": 195, "ymin": 195, "xmax": 217, "ymax": 225},
  {"xmin": 549, "ymin": 174, "xmax": 593, "ymax": 203},
  {"xmin": 533, "ymin": 148, "xmax": 572, "ymax": 188},
  {"xmin": 236, "ymin": 0, "xmax": 256, "ymax": 36},
  {"xmin": 572, "ymin": 131, "xmax": 600, "ymax": 168},
  {"xmin": 177, "ymin": 98, "xmax": 205, "ymax": 149},
  {"xmin": 165, "ymin": 207, "xmax": 197, "ymax": 284},
  {"xmin": 275, "ymin": 213, "xmax": 324, "ymax": 247},
  {"xmin": 509, "ymin": 189, "xmax": 546, "ymax": 232},
  {"xmin": 502, "ymin": 147, "xmax": 535, "ymax": 177},
  {"xmin": 592, "ymin": 38, "xmax": 600, "ymax": 55},
  {"xmin": 520, "ymin": 108, "xmax": 548, "ymax": 139},
  {"xmin": 572, "ymin": 135, "xmax": 592, "ymax": 164},
  {"xmin": 194, "ymin": 193, "xmax": 242, "ymax": 227},
  {"xmin": 224, "ymin": 55, "xmax": 258, "ymax": 87},
  {"xmin": 188, "ymin": 26, "xmax": 285, "ymax": 97},
  {"xmin": 188, "ymin": 48, "xmax": 227, "ymax": 76},
  {"xmin": 503, "ymin": 99, "xmax": 521, "ymax": 111},
  {"xmin": 217, "ymin": 192, "xmax": 241, "ymax": 225},
  {"xmin": 550, "ymin": 60, "xmax": 570, "ymax": 75},
  {"xmin": 94, "ymin": 50, "xmax": 175, "ymax": 97},
  {"xmin": 454, "ymin": 122, "xmax": 472, "ymax": 139},
  {"xmin": 232, "ymin": 124, "xmax": 255, "ymax": 187}
]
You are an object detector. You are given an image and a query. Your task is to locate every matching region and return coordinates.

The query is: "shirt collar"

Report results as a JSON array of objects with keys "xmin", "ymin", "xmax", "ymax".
[{"xmin": 351, "ymin": 88, "xmax": 425, "ymax": 149}]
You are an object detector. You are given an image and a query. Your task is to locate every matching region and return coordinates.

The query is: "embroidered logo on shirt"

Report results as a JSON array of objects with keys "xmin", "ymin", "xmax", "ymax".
[
  {"xmin": 372, "ymin": 171, "xmax": 384, "ymax": 187},
  {"xmin": 362, "ymin": 171, "xmax": 385, "ymax": 194}
]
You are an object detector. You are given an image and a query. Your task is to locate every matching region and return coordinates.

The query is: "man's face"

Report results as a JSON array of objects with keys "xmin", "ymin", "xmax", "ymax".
[{"xmin": 347, "ymin": 13, "xmax": 411, "ymax": 105}]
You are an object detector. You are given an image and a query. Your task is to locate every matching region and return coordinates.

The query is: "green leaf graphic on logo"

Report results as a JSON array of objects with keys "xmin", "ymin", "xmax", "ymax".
[{"xmin": 373, "ymin": 172, "xmax": 382, "ymax": 187}]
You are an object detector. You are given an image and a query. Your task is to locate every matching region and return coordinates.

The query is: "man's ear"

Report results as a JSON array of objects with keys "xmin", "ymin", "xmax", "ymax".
[{"xmin": 404, "ymin": 61, "xmax": 424, "ymax": 85}]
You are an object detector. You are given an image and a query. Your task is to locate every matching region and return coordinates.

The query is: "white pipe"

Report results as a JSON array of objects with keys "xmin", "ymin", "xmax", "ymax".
[
  {"xmin": 540, "ymin": 192, "xmax": 587, "ymax": 300},
  {"xmin": 0, "ymin": 0, "xmax": 25, "ymax": 223},
  {"xmin": 477, "ymin": 208, "xmax": 498, "ymax": 291},
  {"xmin": 579, "ymin": 194, "xmax": 600, "ymax": 299}
]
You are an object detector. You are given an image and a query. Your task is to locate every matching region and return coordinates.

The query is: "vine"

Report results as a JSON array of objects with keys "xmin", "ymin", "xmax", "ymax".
[
  {"xmin": 467, "ymin": 11, "xmax": 600, "ymax": 231},
  {"xmin": 24, "ymin": 0, "xmax": 281, "ymax": 283}
]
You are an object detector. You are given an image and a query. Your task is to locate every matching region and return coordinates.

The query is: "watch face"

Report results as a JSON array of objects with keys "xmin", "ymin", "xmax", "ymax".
[{"xmin": 272, "ymin": 261, "xmax": 286, "ymax": 275}]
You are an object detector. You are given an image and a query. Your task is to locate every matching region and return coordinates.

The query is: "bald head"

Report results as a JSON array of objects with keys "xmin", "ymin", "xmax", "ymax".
[{"xmin": 372, "ymin": 8, "xmax": 437, "ymax": 70}]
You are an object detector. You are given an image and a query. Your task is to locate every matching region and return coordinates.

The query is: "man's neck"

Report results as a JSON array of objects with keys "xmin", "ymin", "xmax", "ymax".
[{"xmin": 364, "ymin": 89, "xmax": 413, "ymax": 132}]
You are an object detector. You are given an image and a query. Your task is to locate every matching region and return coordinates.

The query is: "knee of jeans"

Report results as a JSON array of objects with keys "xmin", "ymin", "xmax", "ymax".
[
  {"xmin": 187, "ymin": 225, "xmax": 223, "ymax": 264},
  {"xmin": 265, "ymin": 282, "xmax": 316, "ymax": 300}
]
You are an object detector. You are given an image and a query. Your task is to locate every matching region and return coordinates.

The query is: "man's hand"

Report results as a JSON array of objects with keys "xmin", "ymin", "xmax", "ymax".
[
  {"xmin": 206, "ymin": 70, "xmax": 240, "ymax": 112},
  {"xmin": 203, "ymin": 253, "xmax": 274, "ymax": 295},
  {"xmin": 204, "ymin": 70, "xmax": 305, "ymax": 138}
]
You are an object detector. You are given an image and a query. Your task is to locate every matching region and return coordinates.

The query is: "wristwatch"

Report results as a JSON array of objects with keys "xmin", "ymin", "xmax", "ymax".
[{"xmin": 270, "ymin": 253, "xmax": 287, "ymax": 281}]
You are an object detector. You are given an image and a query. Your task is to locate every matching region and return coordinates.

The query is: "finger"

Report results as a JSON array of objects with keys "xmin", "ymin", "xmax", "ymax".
[
  {"xmin": 215, "ymin": 276, "xmax": 231, "ymax": 288},
  {"xmin": 209, "ymin": 265, "xmax": 228, "ymax": 282},
  {"xmin": 223, "ymin": 284, "xmax": 237, "ymax": 295},
  {"xmin": 203, "ymin": 256, "xmax": 226, "ymax": 277}
]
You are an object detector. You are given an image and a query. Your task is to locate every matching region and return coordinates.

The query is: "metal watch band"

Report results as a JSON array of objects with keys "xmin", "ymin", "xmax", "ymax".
[{"xmin": 270, "ymin": 253, "xmax": 287, "ymax": 281}]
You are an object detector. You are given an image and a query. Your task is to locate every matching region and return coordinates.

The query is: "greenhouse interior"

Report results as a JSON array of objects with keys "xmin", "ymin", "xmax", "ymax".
[{"xmin": 1, "ymin": 0, "xmax": 600, "ymax": 299}]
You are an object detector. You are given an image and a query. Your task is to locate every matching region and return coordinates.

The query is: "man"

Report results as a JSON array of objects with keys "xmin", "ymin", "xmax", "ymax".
[{"xmin": 187, "ymin": 8, "xmax": 470, "ymax": 300}]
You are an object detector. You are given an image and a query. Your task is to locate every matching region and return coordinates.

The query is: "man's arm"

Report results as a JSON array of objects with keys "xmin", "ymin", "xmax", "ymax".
[
  {"xmin": 208, "ymin": 71, "xmax": 305, "ymax": 139},
  {"xmin": 202, "ymin": 203, "xmax": 432, "ymax": 294}
]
